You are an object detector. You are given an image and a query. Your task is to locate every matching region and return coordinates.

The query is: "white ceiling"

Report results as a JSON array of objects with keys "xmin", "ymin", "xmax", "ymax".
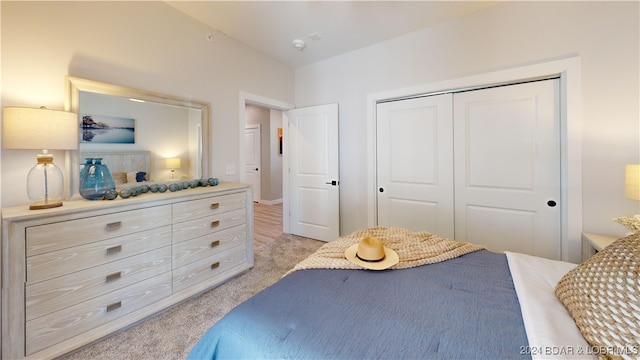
[{"xmin": 165, "ymin": 1, "xmax": 502, "ymax": 68}]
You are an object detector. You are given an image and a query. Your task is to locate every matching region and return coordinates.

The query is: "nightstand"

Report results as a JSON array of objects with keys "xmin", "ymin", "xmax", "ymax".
[{"xmin": 582, "ymin": 232, "xmax": 618, "ymax": 261}]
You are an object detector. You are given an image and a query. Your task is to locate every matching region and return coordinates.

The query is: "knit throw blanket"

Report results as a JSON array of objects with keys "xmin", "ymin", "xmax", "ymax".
[{"xmin": 285, "ymin": 227, "xmax": 484, "ymax": 275}]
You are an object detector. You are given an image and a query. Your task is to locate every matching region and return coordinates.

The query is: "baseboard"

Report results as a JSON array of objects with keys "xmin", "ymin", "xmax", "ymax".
[{"xmin": 257, "ymin": 198, "xmax": 283, "ymax": 205}]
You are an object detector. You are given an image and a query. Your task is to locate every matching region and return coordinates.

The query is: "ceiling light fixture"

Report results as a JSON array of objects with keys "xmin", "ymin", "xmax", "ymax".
[{"xmin": 292, "ymin": 39, "xmax": 306, "ymax": 51}]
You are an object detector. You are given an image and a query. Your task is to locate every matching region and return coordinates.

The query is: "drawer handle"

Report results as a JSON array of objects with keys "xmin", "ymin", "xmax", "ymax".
[
  {"xmin": 211, "ymin": 220, "xmax": 220, "ymax": 227},
  {"xmin": 211, "ymin": 262, "xmax": 220, "ymax": 270},
  {"xmin": 106, "ymin": 301, "xmax": 122, "ymax": 313},
  {"xmin": 106, "ymin": 245, "xmax": 122, "ymax": 255},
  {"xmin": 106, "ymin": 221, "xmax": 122, "ymax": 231},
  {"xmin": 211, "ymin": 240, "xmax": 220, "ymax": 248},
  {"xmin": 105, "ymin": 271, "xmax": 122, "ymax": 283},
  {"xmin": 210, "ymin": 203, "xmax": 220, "ymax": 209}
]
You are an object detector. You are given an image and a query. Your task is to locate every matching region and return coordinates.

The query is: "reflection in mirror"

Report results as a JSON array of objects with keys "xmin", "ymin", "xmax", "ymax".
[{"xmin": 65, "ymin": 76, "xmax": 210, "ymax": 199}]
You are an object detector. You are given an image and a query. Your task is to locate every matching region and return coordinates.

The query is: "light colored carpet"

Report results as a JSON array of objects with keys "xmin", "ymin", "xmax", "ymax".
[{"xmin": 57, "ymin": 234, "xmax": 324, "ymax": 360}]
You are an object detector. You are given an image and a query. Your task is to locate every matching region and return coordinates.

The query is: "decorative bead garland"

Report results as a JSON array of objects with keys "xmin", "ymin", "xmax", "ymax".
[{"xmin": 104, "ymin": 178, "xmax": 219, "ymax": 200}]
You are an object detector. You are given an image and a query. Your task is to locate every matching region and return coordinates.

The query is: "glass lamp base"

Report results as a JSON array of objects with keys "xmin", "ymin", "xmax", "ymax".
[{"xmin": 27, "ymin": 152, "xmax": 65, "ymax": 210}]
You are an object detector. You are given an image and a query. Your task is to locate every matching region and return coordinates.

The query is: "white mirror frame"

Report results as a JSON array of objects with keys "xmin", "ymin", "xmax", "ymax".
[{"xmin": 64, "ymin": 76, "xmax": 211, "ymax": 200}]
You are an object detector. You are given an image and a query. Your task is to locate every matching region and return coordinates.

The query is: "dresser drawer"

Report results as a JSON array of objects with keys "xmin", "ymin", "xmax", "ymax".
[
  {"xmin": 173, "ymin": 224, "xmax": 247, "ymax": 268},
  {"xmin": 26, "ymin": 245, "xmax": 171, "ymax": 321},
  {"xmin": 172, "ymin": 192, "xmax": 245, "ymax": 223},
  {"xmin": 27, "ymin": 225, "xmax": 172, "ymax": 284},
  {"xmin": 26, "ymin": 205, "xmax": 172, "ymax": 256},
  {"xmin": 26, "ymin": 272, "xmax": 172, "ymax": 356},
  {"xmin": 173, "ymin": 246, "xmax": 246, "ymax": 292},
  {"xmin": 172, "ymin": 208, "xmax": 246, "ymax": 243}
]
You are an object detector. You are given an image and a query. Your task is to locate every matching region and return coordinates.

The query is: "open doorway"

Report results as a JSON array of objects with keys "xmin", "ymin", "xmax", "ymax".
[
  {"xmin": 239, "ymin": 92, "xmax": 294, "ymax": 240},
  {"xmin": 244, "ymin": 105, "xmax": 283, "ymax": 205}
]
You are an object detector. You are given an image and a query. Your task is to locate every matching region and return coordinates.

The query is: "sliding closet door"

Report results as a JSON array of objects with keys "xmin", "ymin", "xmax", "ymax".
[
  {"xmin": 453, "ymin": 79, "xmax": 561, "ymax": 259},
  {"xmin": 376, "ymin": 94, "xmax": 454, "ymax": 237}
]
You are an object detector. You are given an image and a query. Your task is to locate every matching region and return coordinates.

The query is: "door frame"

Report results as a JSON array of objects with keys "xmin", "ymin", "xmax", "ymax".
[{"xmin": 366, "ymin": 56, "xmax": 583, "ymax": 263}]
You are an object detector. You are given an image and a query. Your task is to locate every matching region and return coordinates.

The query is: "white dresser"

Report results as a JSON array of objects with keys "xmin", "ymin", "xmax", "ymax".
[{"xmin": 1, "ymin": 183, "xmax": 253, "ymax": 359}]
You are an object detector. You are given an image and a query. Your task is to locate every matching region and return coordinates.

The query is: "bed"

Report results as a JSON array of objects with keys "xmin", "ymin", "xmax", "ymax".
[
  {"xmin": 80, "ymin": 150, "xmax": 151, "ymax": 186},
  {"xmin": 188, "ymin": 227, "xmax": 639, "ymax": 360}
]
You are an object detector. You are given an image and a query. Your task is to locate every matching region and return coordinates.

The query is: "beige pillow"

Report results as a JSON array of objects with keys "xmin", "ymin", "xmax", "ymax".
[
  {"xmin": 126, "ymin": 171, "xmax": 137, "ymax": 183},
  {"xmin": 112, "ymin": 172, "xmax": 128, "ymax": 185},
  {"xmin": 555, "ymin": 232, "xmax": 640, "ymax": 359}
]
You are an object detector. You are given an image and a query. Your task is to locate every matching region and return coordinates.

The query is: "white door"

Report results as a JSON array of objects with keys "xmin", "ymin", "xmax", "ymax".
[
  {"xmin": 454, "ymin": 79, "xmax": 561, "ymax": 259},
  {"xmin": 244, "ymin": 125, "xmax": 261, "ymax": 202},
  {"xmin": 285, "ymin": 103, "xmax": 340, "ymax": 242},
  {"xmin": 375, "ymin": 79, "xmax": 561, "ymax": 260},
  {"xmin": 376, "ymin": 94, "xmax": 454, "ymax": 238}
]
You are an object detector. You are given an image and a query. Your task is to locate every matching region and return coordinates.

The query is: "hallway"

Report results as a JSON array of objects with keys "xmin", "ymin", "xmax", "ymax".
[{"xmin": 253, "ymin": 202, "xmax": 283, "ymax": 247}]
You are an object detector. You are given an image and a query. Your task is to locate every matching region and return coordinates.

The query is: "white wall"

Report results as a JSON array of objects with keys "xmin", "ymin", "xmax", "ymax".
[
  {"xmin": 295, "ymin": 1, "xmax": 639, "ymax": 243},
  {"xmin": 2, "ymin": 1, "xmax": 638, "ymax": 252},
  {"xmin": 1, "ymin": 1, "xmax": 294, "ymax": 207}
]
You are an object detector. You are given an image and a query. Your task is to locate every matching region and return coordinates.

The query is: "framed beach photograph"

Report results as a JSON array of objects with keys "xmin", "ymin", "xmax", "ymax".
[{"xmin": 81, "ymin": 114, "xmax": 135, "ymax": 144}]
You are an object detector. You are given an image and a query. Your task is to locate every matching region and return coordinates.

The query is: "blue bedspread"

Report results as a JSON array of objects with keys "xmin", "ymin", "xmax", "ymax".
[{"xmin": 188, "ymin": 250, "xmax": 530, "ymax": 359}]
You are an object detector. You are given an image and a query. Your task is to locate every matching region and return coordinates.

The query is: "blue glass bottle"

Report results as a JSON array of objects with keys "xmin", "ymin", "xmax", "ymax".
[
  {"xmin": 79, "ymin": 158, "xmax": 116, "ymax": 200},
  {"xmin": 79, "ymin": 158, "xmax": 94, "ymax": 183}
]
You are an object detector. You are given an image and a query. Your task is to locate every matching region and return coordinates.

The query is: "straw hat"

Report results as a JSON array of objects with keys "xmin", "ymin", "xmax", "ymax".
[{"xmin": 344, "ymin": 236, "xmax": 399, "ymax": 270}]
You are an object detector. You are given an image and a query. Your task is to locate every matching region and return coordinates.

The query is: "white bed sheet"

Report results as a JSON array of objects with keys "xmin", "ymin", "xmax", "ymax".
[{"xmin": 506, "ymin": 251, "xmax": 597, "ymax": 359}]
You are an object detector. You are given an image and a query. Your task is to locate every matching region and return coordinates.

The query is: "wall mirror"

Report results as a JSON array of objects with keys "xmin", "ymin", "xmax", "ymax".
[{"xmin": 65, "ymin": 76, "xmax": 210, "ymax": 199}]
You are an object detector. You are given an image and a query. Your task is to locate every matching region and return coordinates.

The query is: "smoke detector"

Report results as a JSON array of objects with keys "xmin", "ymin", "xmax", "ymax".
[{"xmin": 292, "ymin": 39, "xmax": 306, "ymax": 51}]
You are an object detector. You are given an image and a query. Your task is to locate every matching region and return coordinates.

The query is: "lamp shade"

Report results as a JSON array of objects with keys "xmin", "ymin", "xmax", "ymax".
[
  {"xmin": 164, "ymin": 157, "xmax": 181, "ymax": 169},
  {"xmin": 626, "ymin": 164, "xmax": 640, "ymax": 200},
  {"xmin": 3, "ymin": 107, "xmax": 78, "ymax": 150}
]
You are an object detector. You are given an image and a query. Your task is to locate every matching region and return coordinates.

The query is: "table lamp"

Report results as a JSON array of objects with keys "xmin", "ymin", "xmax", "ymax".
[
  {"xmin": 2, "ymin": 107, "xmax": 78, "ymax": 209},
  {"xmin": 625, "ymin": 164, "xmax": 640, "ymax": 200},
  {"xmin": 613, "ymin": 164, "xmax": 640, "ymax": 232},
  {"xmin": 165, "ymin": 157, "xmax": 181, "ymax": 179}
]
